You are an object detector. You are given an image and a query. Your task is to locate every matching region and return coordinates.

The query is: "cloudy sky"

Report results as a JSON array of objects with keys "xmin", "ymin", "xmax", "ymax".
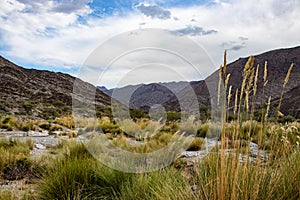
[{"xmin": 1, "ymin": 0, "xmax": 299, "ymax": 88}]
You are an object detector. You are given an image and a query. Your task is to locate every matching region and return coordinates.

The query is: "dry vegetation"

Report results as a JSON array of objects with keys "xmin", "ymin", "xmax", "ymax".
[{"xmin": 0, "ymin": 54, "xmax": 299, "ymax": 200}]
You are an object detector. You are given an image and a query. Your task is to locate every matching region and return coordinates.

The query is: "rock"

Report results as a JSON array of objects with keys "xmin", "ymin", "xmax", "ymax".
[
  {"xmin": 34, "ymin": 143, "xmax": 46, "ymax": 150},
  {"xmin": 249, "ymin": 142, "xmax": 259, "ymax": 152},
  {"xmin": 0, "ymin": 131, "xmax": 26, "ymax": 137},
  {"xmin": 28, "ymin": 131, "xmax": 49, "ymax": 137}
]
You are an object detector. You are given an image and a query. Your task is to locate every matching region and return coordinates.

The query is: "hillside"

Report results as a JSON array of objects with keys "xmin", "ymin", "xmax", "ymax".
[
  {"xmin": 99, "ymin": 46, "xmax": 300, "ymax": 118},
  {"xmin": 101, "ymin": 81, "xmax": 189, "ymax": 112},
  {"xmin": 0, "ymin": 56, "xmax": 112, "ymax": 119},
  {"xmin": 204, "ymin": 46, "xmax": 300, "ymax": 117}
]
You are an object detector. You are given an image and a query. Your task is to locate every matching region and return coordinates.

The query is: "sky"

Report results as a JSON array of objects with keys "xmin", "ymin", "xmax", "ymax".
[{"xmin": 0, "ymin": 0, "xmax": 299, "ymax": 88}]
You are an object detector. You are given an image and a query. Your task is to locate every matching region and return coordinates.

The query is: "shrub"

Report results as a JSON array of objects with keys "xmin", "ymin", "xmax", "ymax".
[
  {"xmin": 0, "ymin": 115, "xmax": 18, "ymax": 130},
  {"xmin": 22, "ymin": 101, "xmax": 34, "ymax": 113},
  {"xmin": 118, "ymin": 168, "xmax": 193, "ymax": 200},
  {"xmin": 157, "ymin": 132, "xmax": 173, "ymax": 145},
  {"xmin": 38, "ymin": 121, "xmax": 50, "ymax": 130},
  {"xmin": 3, "ymin": 158, "xmax": 33, "ymax": 180},
  {"xmin": 199, "ymin": 106, "xmax": 211, "ymax": 122},
  {"xmin": 179, "ymin": 115, "xmax": 197, "ymax": 136},
  {"xmin": 166, "ymin": 111, "xmax": 182, "ymax": 122},
  {"xmin": 38, "ymin": 157, "xmax": 101, "ymax": 200},
  {"xmin": 98, "ymin": 117, "xmax": 122, "ymax": 134},
  {"xmin": 196, "ymin": 123, "xmax": 209, "ymax": 137},
  {"xmin": 49, "ymin": 124, "xmax": 62, "ymax": 133},
  {"xmin": 129, "ymin": 109, "xmax": 148, "ymax": 119},
  {"xmin": 20, "ymin": 121, "xmax": 33, "ymax": 131},
  {"xmin": 187, "ymin": 137, "xmax": 203, "ymax": 151},
  {"xmin": 0, "ymin": 138, "xmax": 35, "ymax": 178},
  {"xmin": 160, "ymin": 122, "xmax": 179, "ymax": 133},
  {"xmin": 53, "ymin": 116, "xmax": 75, "ymax": 129},
  {"xmin": 38, "ymin": 143, "xmax": 134, "ymax": 200},
  {"xmin": 0, "ymin": 191, "xmax": 16, "ymax": 200}
]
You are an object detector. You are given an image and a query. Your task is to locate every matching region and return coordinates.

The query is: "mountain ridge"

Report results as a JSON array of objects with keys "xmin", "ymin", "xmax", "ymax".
[
  {"xmin": 0, "ymin": 56, "xmax": 112, "ymax": 119},
  {"xmin": 98, "ymin": 46, "xmax": 300, "ymax": 118}
]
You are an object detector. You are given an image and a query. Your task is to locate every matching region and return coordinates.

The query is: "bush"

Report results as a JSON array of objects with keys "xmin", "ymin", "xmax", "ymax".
[
  {"xmin": 196, "ymin": 123, "xmax": 209, "ymax": 137},
  {"xmin": 38, "ymin": 143, "xmax": 134, "ymax": 200},
  {"xmin": 20, "ymin": 121, "xmax": 33, "ymax": 131},
  {"xmin": 160, "ymin": 122, "xmax": 179, "ymax": 133},
  {"xmin": 53, "ymin": 116, "xmax": 75, "ymax": 129},
  {"xmin": 278, "ymin": 115, "xmax": 296, "ymax": 123},
  {"xmin": 2, "ymin": 158, "xmax": 35, "ymax": 180},
  {"xmin": 49, "ymin": 124, "xmax": 62, "ymax": 133},
  {"xmin": 187, "ymin": 137, "xmax": 203, "ymax": 151},
  {"xmin": 0, "ymin": 138, "xmax": 35, "ymax": 178},
  {"xmin": 38, "ymin": 121, "xmax": 50, "ymax": 130},
  {"xmin": 166, "ymin": 111, "xmax": 182, "ymax": 122},
  {"xmin": 129, "ymin": 109, "xmax": 148, "ymax": 119},
  {"xmin": 179, "ymin": 115, "xmax": 197, "ymax": 136},
  {"xmin": 0, "ymin": 115, "xmax": 18, "ymax": 130},
  {"xmin": 0, "ymin": 191, "xmax": 16, "ymax": 200},
  {"xmin": 199, "ymin": 106, "xmax": 211, "ymax": 122},
  {"xmin": 118, "ymin": 168, "xmax": 193, "ymax": 200},
  {"xmin": 98, "ymin": 117, "xmax": 122, "ymax": 134},
  {"xmin": 22, "ymin": 101, "xmax": 34, "ymax": 113}
]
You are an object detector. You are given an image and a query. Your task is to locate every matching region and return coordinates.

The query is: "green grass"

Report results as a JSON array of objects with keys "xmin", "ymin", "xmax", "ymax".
[
  {"xmin": 37, "ymin": 142, "xmax": 134, "ymax": 200},
  {"xmin": 0, "ymin": 138, "xmax": 41, "ymax": 181}
]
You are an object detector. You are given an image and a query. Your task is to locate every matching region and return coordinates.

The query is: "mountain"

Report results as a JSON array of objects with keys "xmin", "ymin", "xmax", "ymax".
[
  {"xmin": 171, "ymin": 46, "xmax": 300, "ymax": 118},
  {"xmin": 99, "ymin": 81, "xmax": 189, "ymax": 112},
  {"xmin": 207, "ymin": 46, "xmax": 300, "ymax": 100},
  {"xmin": 279, "ymin": 85, "xmax": 300, "ymax": 118},
  {"xmin": 163, "ymin": 80, "xmax": 211, "ymax": 112},
  {"xmin": 0, "ymin": 56, "xmax": 112, "ymax": 119},
  {"xmin": 204, "ymin": 46, "xmax": 300, "ymax": 117},
  {"xmin": 99, "ymin": 46, "xmax": 300, "ymax": 118},
  {"xmin": 97, "ymin": 86, "xmax": 110, "ymax": 95}
]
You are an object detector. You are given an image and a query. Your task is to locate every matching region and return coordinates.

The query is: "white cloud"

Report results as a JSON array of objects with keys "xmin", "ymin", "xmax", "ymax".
[
  {"xmin": 136, "ymin": 3, "xmax": 171, "ymax": 20},
  {"xmin": 174, "ymin": 25, "xmax": 217, "ymax": 36},
  {"xmin": 0, "ymin": 0, "xmax": 299, "ymax": 88}
]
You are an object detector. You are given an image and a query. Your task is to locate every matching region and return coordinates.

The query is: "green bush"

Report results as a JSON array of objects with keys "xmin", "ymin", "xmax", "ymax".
[
  {"xmin": 196, "ymin": 123, "xmax": 209, "ymax": 137},
  {"xmin": 160, "ymin": 122, "xmax": 179, "ymax": 133},
  {"xmin": 129, "ymin": 109, "xmax": 148, "ymax": 119},
  {"xmin": 187, "ymin": 137, "xmax": 203, "ymax": 151},
  {"xmin": 38, "ymin": 143, "xmax": 134, "ymax": 200},
  {"xmin": 0, "ymin": 115, "xmax": 18, "ymax": 130},
  {"xmin": 166, "ymin": 111, "xmax": 182, "ymax": 122},
  {"xmin": 2, "ymin": 116, "xmax": 13, "ymax": 124},
  {"xmin": 118, "ymin": 168, "xmax": 193, "ymax": 200},
  {"xmin": 199, "ymin": 106, "xmax": 211, "ymax": 122}
]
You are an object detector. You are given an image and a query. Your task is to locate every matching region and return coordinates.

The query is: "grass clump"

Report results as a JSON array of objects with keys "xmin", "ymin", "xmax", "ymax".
[
  {"xmin": 53, "ymin": 116, "xmax": 75, "ymax": 129},
  {"xmin": 192, "ymin": 148, "xmax": 300, "ymax": 200},
  {"xmin": 0, "ymin": 138, "xmax": 39, "ymax": 181},
  {"xmin": 0, "ymin": 116, "xmax": 18, "ymax": 131},
  {"xmin": 38, "ymin": 141, "xmax": 134, "ymax": 200},
  {"xmin": 118, "ymin": 168, "xmax": 193, "ymax": 200},
  {"xmin": 187, "ymin": 137, "xmax": 203, "ymax": 151}
]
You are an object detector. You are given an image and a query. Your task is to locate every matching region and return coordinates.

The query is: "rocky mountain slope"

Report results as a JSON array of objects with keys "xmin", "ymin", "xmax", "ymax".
[
  {"xmin": 204, "ymin": 46, "xmax": 300, "ymax": 117},
  {"xmin": 0, "ymin": 56, "xmax": 112, "ymax": 119},
  {"xmin": 100, "ymin": 81, "xmax": 189, "ymax": 112},
  {"xmin": 99, "ymin": 46, "xmax": 300, "ymax": 118}
]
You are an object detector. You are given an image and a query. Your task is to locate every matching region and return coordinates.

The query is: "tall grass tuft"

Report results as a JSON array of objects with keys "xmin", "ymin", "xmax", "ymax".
[{"xmin": 276, "ymin": 63, "xmax": 295, "ymax": 122}]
